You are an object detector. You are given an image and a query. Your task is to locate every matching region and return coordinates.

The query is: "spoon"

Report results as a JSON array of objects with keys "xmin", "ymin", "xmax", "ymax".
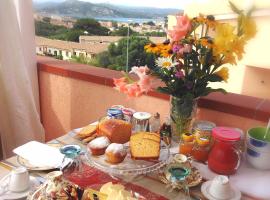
[{"xmin": 263, "ymin": 118, "xmax": 270, "ymax": 140}]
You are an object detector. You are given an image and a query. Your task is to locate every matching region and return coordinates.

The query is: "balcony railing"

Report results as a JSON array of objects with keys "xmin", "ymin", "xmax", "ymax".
[{"xmin": 37, "ymin": 56, "xmax": 270, "ymax": 141}]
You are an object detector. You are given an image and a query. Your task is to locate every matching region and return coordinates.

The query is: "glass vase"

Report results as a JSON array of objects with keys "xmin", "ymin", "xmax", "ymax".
[{"xmin": 170, "ymin": 96, "xmax": 198, "ymax": 143}]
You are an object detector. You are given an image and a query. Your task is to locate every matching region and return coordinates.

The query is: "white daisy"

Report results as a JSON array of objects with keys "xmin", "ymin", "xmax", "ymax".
[{"xmin": 155, "ymin": 57, "xmax": 178, "ymax": 69}]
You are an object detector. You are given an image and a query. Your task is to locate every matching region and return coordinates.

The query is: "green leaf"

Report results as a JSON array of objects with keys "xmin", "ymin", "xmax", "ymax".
[
  {"xmin": 156, "ymin": 87, "xmax": 171, "ymax": 95},
  {"xmin": 206, "ymin": 74, "xmax": 223, "ymax": 82},
  {"xmin": 229, "ymin": 1, "xmax": 243, "ymax": 14},
  {"xmin": 210, "ymin": 88, "xmax": 227, "ymax": 94}
]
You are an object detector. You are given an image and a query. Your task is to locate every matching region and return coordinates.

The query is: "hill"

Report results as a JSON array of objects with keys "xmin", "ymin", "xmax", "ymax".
[{"xmin": 34, "ymin": 0, "xmax": 181, "ymax": 19}]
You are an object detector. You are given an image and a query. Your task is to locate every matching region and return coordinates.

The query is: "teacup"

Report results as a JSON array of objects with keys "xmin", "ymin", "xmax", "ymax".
[
  {"xmin": 1, "ymin": 167, "xmax": 30, "ymax": 193},
  {"xmin": 209, "ymin": 176, "xmax": 233, "ymax": 199}
]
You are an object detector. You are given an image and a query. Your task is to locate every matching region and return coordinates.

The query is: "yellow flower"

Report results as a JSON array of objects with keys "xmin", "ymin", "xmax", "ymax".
[
  {"xmin": 222, "ymin": 53, "xmax": 237, "ymax": 65},
  {"xmin": 160, "ymin": 44, "xmax": 173, "ymax": 57},
  {"xmin": 144, "ymin": 43, "xmax": 160, "ymax": 54},
  {"xmin": 214, "ymin": 23, "xmax": 236, "ymax": 54},
  {"xmin": 242, "ymin": 18, "xmax": 257, "ymax": 40},
  {"xmin": 214, "ymin": 67, "xmax": 229, "ymax": 82},
  {"xmin": 232, "ymin": 38, "xmax": 246, "ymax": 60}
]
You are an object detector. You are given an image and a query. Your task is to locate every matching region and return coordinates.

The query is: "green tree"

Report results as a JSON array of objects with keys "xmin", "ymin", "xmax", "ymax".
[
  {"xmin": 110, "ymin": 27, "xmax": 138, "ymax": 36},
  {"xmin": 65, "ymin": 30, "xmax": 84, "ymax": 42},
  {"xmin": 145, "ymin": 31, "xmax": 166, "ymax": 37},
  {"xmin": 43, "ymin": 17, "xmax": 51, "ymax": 23},
  {"xmin": 35, "ymin": 21, "xmax": 68, "ymax": 37},
  {"xmin": 96, "ymin": 36, "xmax": 155, "ymax": 71},
  {"xmin": 73, "ymin": 18, "xmax": 109, "ymax": 35},
  {"xmin": 144, "ymin": 21, "xmax": 155, "ymax": 26}
]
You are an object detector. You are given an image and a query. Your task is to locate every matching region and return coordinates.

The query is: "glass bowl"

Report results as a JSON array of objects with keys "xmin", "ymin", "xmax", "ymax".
[{"xmin": 85, "ymin": 141, "xmax": 170, "ymax": 177}]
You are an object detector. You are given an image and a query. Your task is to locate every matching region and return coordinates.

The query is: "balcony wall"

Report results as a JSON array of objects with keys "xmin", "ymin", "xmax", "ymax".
[{"xmin": 37, "ymin": 56, "xmax": 269, "ymax": 141}]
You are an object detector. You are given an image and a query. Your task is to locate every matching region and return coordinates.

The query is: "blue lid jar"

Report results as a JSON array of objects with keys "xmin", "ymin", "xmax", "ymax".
[{"xmin": 107, "ymin": 108, "xmax": 123, "ymax": 119}]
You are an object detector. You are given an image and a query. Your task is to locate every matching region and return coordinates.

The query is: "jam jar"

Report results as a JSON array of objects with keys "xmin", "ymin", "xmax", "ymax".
[
  {"xmin": 208, "ymin": 127, "xmax": 242, "ymax": 175},
  {"xmin": 179, "ymin": 133, "xmax": 194, "ymax": 156}
]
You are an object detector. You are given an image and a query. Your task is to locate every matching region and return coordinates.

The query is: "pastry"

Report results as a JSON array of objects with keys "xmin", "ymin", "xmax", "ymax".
[
  {"xmin": 98, "ymin": 119, "xmax": 132, "ymax": 144},
  {"xmin": 130, "ymin": 132, "xmax": 160, "ymax": 160},
  {"xmin": 82, "ymin": 133, "xmax": 98, "ymax": 144},
  {"xmin": 88, "ymin": 136, "xmax": 110, "ymax": 156},
  {"xmin": 99, "ymin": 182, "xmax": 137, "ymax": 200},
  {"xmin": 105, "ymin": 143, "xmax": 127, "ymax": 164},
  {"xmin": 39, "ymin": 171, "xmax": 83, "ymax": 200},
  {"xmin": 76, "ymin": 124, "xmax": 97, "ymax": 139}
]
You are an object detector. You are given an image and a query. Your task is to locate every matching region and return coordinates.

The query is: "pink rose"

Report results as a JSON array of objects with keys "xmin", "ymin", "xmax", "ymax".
[{"xmin": 168, "ymin": 15, "xmax": 191, "ymax": 42}]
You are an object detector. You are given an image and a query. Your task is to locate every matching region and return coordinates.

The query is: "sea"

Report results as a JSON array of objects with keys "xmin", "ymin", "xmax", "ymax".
[{"xmin": 95, "ymin": 17, "xmax": 164, "ymax": 23}]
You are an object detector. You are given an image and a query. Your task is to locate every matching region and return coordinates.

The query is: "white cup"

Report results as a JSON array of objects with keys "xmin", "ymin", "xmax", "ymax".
[
  {"xmin": 209, "ymin": 175, "xmax": 233, "ymax": 199},
  {"xmin": 0, "ymin": 167, "xmax": 30, "ymax": 193}
]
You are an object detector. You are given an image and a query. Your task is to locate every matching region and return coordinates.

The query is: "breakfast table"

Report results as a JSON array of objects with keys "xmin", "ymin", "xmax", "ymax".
[{"xmin": 0, "ymin": 128, "xmax": 261, "ymax": 200}]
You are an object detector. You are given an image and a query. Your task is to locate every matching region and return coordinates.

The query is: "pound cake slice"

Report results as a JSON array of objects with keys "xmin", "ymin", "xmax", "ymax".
[
  {"xmin": 130, "ymin": 132, "xmax": 160, "ymax": 160},
  {"xmin": 98, "ymin": 119, "xmax": 132, "ymax": 144}
]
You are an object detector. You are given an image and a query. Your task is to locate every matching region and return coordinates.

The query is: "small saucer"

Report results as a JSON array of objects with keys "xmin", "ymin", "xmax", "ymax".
[
  {"xmin": 0, "ymin": 176, "xmax": 40, "ymax": 199},
  {"xmin": 201, "ymin": 180, "xmax": 241, "ymax": 200}
]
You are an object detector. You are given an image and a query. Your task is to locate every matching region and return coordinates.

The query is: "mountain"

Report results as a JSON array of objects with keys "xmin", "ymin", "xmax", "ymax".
[{"xmin": 34, "ymin": 0, "xmax": 181, "ymax": 19}]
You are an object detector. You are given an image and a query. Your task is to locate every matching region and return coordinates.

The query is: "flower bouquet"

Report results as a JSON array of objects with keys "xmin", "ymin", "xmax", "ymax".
[{"xmin": 114, "ymin": 2, "xmax": 256, "ymax": 142}]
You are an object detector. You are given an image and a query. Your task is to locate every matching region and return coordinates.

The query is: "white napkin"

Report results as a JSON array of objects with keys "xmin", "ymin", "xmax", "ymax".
[
  {"xmin": 230, "ymin": 157, "xmax": 270, "ymax": 200},
  {"xmin": 13, "ymin": 141, "xmax": 64, "ymax": 168},
  {"xmin": 192, "ymin": 158, "xmax": 270, "ymax": 199}
]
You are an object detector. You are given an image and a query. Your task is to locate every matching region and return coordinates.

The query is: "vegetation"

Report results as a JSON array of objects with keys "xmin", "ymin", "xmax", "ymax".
[
  {"xmin": 109, "ymin": 27, "xmax": 139, "ymax": 36},
  {"xmin": 73, "ymin": 18, "xmax": 109, "ymax": 35},
  {"xmin": 144, "ymin": 21, "xmax": 155, "ymax": 26},
  {"xmin": 35, "ymin": 21, "xmax": 68, "ymax": 37},
  {"xmin": 144, "ymin": 31, "xmax": 166, "ymax": 37},
  {"xmin": 35, "ymin": 18, "xmax": 109, "ymax": 42},
  {"xmin": 95, "ymin": 36, "xmax": 155, "ymax": 71}
]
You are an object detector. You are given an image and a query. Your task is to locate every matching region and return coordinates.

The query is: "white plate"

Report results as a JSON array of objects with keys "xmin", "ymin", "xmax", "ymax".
[
  {"xmin": 201, "ymin": 180, "xmax": 241, "ymax": 200},
  {"xmin": 0, "ymin": 176, "xmax": 40, "ymax": 199}
]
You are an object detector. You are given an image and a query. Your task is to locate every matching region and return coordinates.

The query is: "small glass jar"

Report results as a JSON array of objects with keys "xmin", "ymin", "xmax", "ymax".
[
  {"xmin": 160, "ymin": 117, "xmax": 172, "ymax": 146},
  {"xmin": 193, "ymin": 120, "xmax": 216, "ymax": 139},
  {"xmin": 179, "ymin": 133, "xmax": 194, "ymax": 156},
  {"xmin": 192, "ymin": 138, "xmax": 210, "ymax": 162}
]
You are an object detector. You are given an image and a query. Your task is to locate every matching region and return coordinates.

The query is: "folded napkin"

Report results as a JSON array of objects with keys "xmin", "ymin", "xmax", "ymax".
[{"xmin": 13, "ymin": 141, "xmax": 64, "ymax": 168}]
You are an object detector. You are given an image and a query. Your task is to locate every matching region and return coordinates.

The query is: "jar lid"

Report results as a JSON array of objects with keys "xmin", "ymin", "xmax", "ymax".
[
  {"xmin": 133, "ymin": 112, "xmax": 151, "ymax": 120},
  {"xmin": 107, "ymin": 108, "xmax": 123, "ymax": 116},
  {"xmin": 60, "ymin": 145, "xmax": 81, "ymax": 158},
  {"xmin": 193, "ymin": 120, "xmax": 216, "ymax": 131},
  {"xmin": 212, "ymin": 127, "xmax": 241, "ymax": 141},
  {"xmin": 122, "ymin": 108, "xmax": 135, "ymax": 116}
]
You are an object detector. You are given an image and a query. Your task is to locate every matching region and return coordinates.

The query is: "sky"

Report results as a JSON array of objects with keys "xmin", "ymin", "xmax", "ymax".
[{"xmin": 34, "ymin": 0, "xmax": 205, "ymax": 9}]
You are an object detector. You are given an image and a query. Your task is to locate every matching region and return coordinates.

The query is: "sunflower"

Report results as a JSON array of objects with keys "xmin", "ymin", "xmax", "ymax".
[
  {"xmin": 155, "ymin": 57, "xmax": 178, "ymax": 69},
  {"xmin": 144, "ymin": 43, "xmax": 160, "ymax": 54}
]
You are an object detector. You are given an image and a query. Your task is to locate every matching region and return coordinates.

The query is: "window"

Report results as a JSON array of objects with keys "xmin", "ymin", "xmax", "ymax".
[
  {"xmin": 66, "ymin": 51, "xmax": 69, "ymax": 57},
  {"xmin": 59, "ymin": 50, "xmax": 62, "ymax": 55},
  {"xmin": 48, "ymin": 49, "xmax": 51, "ymax": 53},
  {"xmin": 39, "ymin": 47, "xmax": 42, "ymax": 51},
  {"xmin": 73, "ymin": 52, "xmax": 76, "ymax": 56},
  {"xmin": 54, "ymin": 51, "xmax": 57, "ymax": 56}
]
